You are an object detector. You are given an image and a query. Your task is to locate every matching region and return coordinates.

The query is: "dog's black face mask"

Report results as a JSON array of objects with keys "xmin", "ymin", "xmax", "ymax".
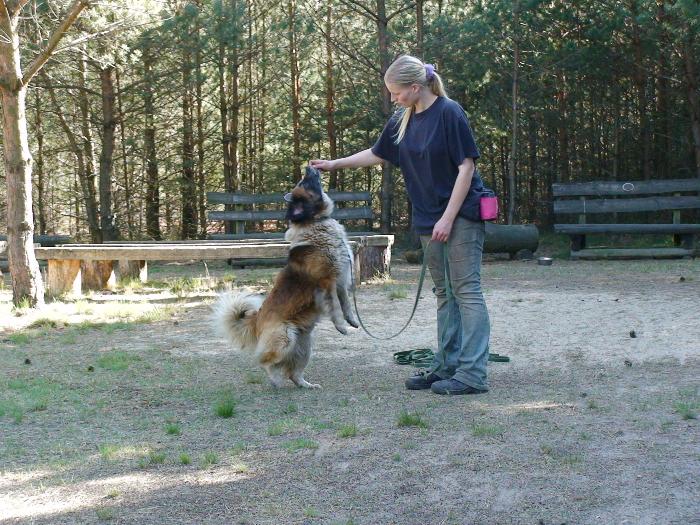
[{"xmin": 285, "ymin": 167, "xmax": 325, "ymax": 223}]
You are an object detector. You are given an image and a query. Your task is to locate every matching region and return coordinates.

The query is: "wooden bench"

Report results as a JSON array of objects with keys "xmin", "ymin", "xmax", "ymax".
[
  {"xmin": 33, "ymin": 241, "xmax": 371, "ymax": 297},
  {"xmin": 207, "ymin": 190, "xmax": 393, "ymax": 275},
  {"xmin": 553, "ymin": 178, "xmax": 700, "ymax": 259}
]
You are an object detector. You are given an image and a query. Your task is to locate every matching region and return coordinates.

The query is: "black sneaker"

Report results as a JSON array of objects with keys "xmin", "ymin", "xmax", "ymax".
[
  {"xmin": 405, "ymin": 371, "xmax": 442, "ymax": 390},
  {"xmin": 430, "ymin": 378, "xmax": 487, "ymax": 395}
]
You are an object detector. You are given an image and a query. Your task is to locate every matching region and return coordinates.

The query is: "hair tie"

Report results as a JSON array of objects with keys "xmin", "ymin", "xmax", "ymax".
[{"xmin": 424, "ymin": 63, "xmax": 435, "ymax": 81}]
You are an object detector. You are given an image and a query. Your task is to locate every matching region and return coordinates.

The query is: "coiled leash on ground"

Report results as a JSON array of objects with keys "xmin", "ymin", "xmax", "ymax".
[{"xmin": 351, "ymin": 239, "xmax": 510, "ymax": 363}]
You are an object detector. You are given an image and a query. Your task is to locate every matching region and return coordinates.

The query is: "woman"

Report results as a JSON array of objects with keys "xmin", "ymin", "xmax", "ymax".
[{"xmin": 311, "ymin": 55, "xmax": 491, "ymax": 395}]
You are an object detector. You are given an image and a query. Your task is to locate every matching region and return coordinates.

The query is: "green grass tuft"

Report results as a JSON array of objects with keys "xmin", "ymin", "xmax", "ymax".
[
  {"xmin": 202, "ymin": 451, "xmax": 219, "ymax": 468},
  {"xmin": 397, "ymin": 410, "xmax": 428, "ymax": 429},
  {"xmin": 337, "ymin": 423, "xmax": 358, "ymax": 438},
  {"xmin": 214, "ymin": 392, "xmax": 237, "ymax": 418},
  {"xmin": 96, "ymin": 350, "xmax": 142, "ymax": 371},
  {"xmin": 179, "ymin": 453, "xmax": 191, "ymax": 465},
  {"xmin": 282, "ymin": 438, "xmax": 319, "ymax": 452},
  {"xmin": 470, "ymin": 424, "xmax": 503, "ymax": 437},
  {"xmin": 165, "ymin": 422, "xmax": 181, "ymax": 436}
]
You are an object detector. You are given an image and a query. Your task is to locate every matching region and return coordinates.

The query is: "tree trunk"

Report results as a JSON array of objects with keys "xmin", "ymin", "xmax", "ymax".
[
  {"xmin": 0, "ymin": 82, "xmax": 45, "ymax": 306},
  {"xmin": 33, "ymin": 90, "xmax": 47, "ymax": 234},
  {"xmin": 115, "ymin": 64, "xmax": 132, "ymax": 238},
  {"xmin": 681, "ymin": 26, "xmax": 700, "ymax": 180},
  {"xmin": 507, "ymin": 0, "xmax": 519, "ymax": 225},
  {"xmin": 288, "ymin": 0, "xmax": 302, "ymax": 182},
  {"xmin": 416, "ymin": 0, "xmax": 424, "ymax": 58},
  {"xmin": 324, "ymin": 5, "xmax": 339, "ymax": 190},
  {"xmin": 142, "ymin": 42, "xmax": 161, "ymax": 240},
  {"xmin": 181, "ymin": 45, "xmax": 197, "ymax": 239},
  {"xmin": 99, "ymin": 65, "xmax": 118, "ymax": 241},
  {"xmin": 195, "ymin": 8, "xmax": 206, "ymax": 238},
  {"xmin": 377, "ymin": 0, "xmax": 393, "ymax": 232}
]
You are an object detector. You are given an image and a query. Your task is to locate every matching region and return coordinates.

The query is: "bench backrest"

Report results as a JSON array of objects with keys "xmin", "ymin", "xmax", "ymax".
[
  {"xmin": 552, "ymin": 179, "xmax": 700, "ymax": 220},
  {"xmin": 207, "ymin": 191, "xmax": 374, "ymax": 233}
]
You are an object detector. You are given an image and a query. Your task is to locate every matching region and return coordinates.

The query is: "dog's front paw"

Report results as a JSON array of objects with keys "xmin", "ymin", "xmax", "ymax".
[
  {"xmin": 294, "ymin": 379, "xmax": 322, "ymax": 389},
  {"xmin": 333, "ymin": 323, "xmax": 349, "ymax": 335},
  {"xmin": 346, "ymin": 317, "xmax": 359, "ymax": 329}
]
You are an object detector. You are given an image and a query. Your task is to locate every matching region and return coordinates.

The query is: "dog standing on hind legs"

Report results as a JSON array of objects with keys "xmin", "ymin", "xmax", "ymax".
[
  {"xmin": 215, "ymin": 243, "xmax": 338, "ymax": 389},
  {"xmin": 214, "ymin": 166, "xmax": 358, "ymax": 388}
]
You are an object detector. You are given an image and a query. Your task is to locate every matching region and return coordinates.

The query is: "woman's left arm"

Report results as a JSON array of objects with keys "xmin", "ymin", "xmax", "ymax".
[{"xmin": 431, "ymin": 157, "xmax": 475, "ymax": 242}]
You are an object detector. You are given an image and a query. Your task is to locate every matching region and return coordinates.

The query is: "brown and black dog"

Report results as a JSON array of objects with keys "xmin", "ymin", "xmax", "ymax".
[
  {"xmin": 214, "ymin": 167, "xmax": 358, "ymax": 389},
  {"xmin": 214, "ymin": 243, "xmax": 337, "ymax": 389}
]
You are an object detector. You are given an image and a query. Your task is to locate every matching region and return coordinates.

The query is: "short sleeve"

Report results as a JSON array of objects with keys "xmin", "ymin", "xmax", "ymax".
[
  {"xmin": 371, "ymin": 115, "xmax": 401, "ymax": 167},
  {"xmin": 446, "ymin": 102, "xmax": 480, "ymax": 166}
]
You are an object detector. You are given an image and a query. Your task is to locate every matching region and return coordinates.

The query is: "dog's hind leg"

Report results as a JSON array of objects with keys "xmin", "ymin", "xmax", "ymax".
[
  {"xmin": 288, "ymin": 331, "xmax": 321, "ymax": 389},
  {"xmin": 258, "ymin": 328, "xmax": 296, "ymax": 388}
]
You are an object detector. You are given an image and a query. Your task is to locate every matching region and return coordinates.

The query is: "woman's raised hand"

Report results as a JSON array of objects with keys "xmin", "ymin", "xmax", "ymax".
[{"xmin": 309, "ymin": 159, "xmax": 336, "ymax": 171}]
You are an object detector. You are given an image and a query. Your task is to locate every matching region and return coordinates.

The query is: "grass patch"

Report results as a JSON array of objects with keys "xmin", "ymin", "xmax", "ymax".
[
  {"xmin": 96, "ymin": 350, "xmax": 142, "ymax": 371},
  {"xmin": 214, "ymin": 392, "xmax": 237, "ymax": 418},
  {"xmin": 304, "ymin": 507, "xmax": 320, "ymax": 518},
  {"xmin": 337, "ymin": 423, "xmax": 358, "ymax": 438},
  {"xmin": 268, "ymin": 420, "xmax": 291, "ymax": 436},
  {"xmin": 165, "ymin": 422, "xmax": 181, "ymax": 436},
  {"xmin": 6, "ymin": 333, "xmax": 31, "ymax": 345},
  {"xmin": 282, "ymin": 438, "xmax": 319, "ymax": 452},
  {"xmin": 179, "ymin": 453, "xmax": 191, "ymax": 465},
  {"xmin": 202, "ymin": 451, "xmax": 219, "ymax": 468},
  {"xmin": 397, "ymin": 410, "xmax": 428, "ymax": 429},
  {"xmin": 470, "ymin": 424, "xmax": 503, "ymax": 437},
  {"xmin": 245, "ymin": 372, "xmax": 263, "ymax": 384},
  {"xmin": 674, "ymin": 401, "xmax": 698, "ymax": 420},
  {"xmin": 26, "ymin": 318, "xmax": 59, "ymax": 329},
  {"xmin": 95, "ymin": 507, "xmax": 114, "ymax": 521}
]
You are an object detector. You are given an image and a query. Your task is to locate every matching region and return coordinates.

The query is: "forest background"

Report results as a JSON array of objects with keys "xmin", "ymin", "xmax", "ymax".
[{"xmin": 1, "ymin": 0, "xmax": 699, "ymax": 243}]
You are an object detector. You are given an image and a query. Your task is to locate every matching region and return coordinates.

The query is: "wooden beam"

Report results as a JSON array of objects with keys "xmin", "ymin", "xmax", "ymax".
[
  {"xmin": 207, "ymin": 190, "xmax": 371, "ymax": 205},
  {"xmin": 552, "ymin": 178, "xmax": 700, "ymax": 197},
  {"xmin": 554, "ymin": 223, "xmax": 700, "ymax": 234},
  {"xmin": 570, "ymin": 248, "xmax": 694, "ymax": 260},
  {"xmin": 553, "ymin": 196, "xmax": 700, "ymax": 215},
  {"xmin": 208, "ymin": 207, "xmax": 374, "ymax": 221}
]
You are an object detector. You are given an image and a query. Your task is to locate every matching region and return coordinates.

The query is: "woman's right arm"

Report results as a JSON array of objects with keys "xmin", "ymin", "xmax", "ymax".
[{"xmin": 310, "ymin": 148, "xmax": 383, "ymax": 171}]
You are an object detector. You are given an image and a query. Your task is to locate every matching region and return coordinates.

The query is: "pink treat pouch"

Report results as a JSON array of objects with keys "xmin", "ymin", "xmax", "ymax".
[{"xmin": 480, "ymin": 190, "xmax": 499, "ymax": 221}]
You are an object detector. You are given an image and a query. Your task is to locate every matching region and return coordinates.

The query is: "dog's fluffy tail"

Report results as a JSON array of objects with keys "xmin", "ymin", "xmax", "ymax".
[{"xmin": 213, "ymin": 290, "xmax": 264, "ymax": 353}]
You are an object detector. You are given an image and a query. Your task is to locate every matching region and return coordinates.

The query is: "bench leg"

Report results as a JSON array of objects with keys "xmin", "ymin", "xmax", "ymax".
[
  {"xmin": 571, "ymin": 234, "xmax": 586, "ymax": 252},
  {"xmin": 81, "ymin": 260, "xmax": 116, "ymax": 291},
  {"xmin": 118, "ymin": 260, "xmax": 147, "ymax": 282},
  {"xmin": 46, "ymin": 259, "xmax": 82, "ymax": 297}
]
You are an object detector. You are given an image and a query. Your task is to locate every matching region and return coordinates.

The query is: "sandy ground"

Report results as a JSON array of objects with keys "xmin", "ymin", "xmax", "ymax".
[{"xmin": 0, "ymin": 257, "xmax": 698, "ymax": 525}]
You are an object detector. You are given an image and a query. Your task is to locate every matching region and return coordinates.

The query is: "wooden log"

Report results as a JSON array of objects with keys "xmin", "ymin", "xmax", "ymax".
[
  {"xmin": 484, "ymin": 223, "xmax": 539, "ymax": 255},
  {"xmin": 118, "ymin": 260, "xmax": 147, "ymax": 282},
  {"xmin": 46, "ymin": 259, "xmax": 81, "ymax": 297},
  {"xmin": 81, "ymin": 260, "xmax": 116, "ymax": 291},
  {"xmin": 0, "ymin": 234, "xmax": 71, "ymax": 246}
]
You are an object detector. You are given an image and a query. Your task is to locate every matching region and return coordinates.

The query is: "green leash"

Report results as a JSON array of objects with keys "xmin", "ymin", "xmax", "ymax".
[{"xmin": 393, "ymin": 348, "xmax": 510, "ymax": 367}]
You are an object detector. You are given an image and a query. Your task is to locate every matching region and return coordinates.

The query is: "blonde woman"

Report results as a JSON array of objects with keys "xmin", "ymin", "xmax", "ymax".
[{"xmin": 311, "ymin": 55, "xmax": 491, "ymax": 395}]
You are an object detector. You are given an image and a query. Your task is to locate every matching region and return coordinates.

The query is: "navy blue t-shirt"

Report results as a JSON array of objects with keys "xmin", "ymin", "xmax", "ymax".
[{"xmin": 371, "ymin": 96, "xmax": 485, "ymax": 234}]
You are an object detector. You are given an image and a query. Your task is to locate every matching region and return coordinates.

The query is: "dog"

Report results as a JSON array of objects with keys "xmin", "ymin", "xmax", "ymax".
[
  {"xmin": 214, "ymin": 167, "xmax": 358, "ymax": 388},
  {"xmin": 284, "ymin": 166, "xmax": 359, "ymax": 334}
]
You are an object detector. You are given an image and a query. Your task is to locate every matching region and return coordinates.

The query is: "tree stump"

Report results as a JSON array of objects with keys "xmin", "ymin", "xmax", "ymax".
[
  {"xmin": 358, "ymin": 245, "xmax": 391, "ymax": 281},
  {"xmin": 81, "ymin": 260, "xmax": 116, "ymax": 291},
  {"xmin": 118, "ymin": 260, "xmax": 147, "ymax": 282},
  {"xmin": 46, "ymin": 259, "xmax": 81, "ymax": 297}
]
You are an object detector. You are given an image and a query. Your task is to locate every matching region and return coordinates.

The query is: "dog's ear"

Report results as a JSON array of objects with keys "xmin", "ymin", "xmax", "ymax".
[{"xmin": 288, "ymin": 242, "xmax": 317, "ymax": 266}]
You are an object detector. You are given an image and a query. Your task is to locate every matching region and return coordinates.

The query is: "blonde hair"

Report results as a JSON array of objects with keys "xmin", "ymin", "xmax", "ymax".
[{"xmin": 384, "ymin": 55, "xmax": 448, "ymax": 143}]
